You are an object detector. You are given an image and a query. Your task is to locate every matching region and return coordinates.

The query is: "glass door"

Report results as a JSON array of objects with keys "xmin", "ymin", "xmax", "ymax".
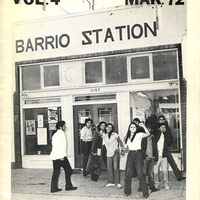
[{"xmin": 73, "ymin": 103, "xmax": 117, "ymax": 168}]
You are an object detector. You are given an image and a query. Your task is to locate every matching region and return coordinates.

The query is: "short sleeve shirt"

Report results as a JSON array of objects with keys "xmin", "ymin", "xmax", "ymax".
[
  {"xmin": 103, "ymin": 132, "xmax": 119, "ymax": 157},
  {"xmin": 127, "ymin": 132, "xmax": 146, "ymax": 151}
]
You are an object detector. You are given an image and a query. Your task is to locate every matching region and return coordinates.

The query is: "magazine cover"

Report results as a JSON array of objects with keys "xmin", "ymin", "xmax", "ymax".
[{"xmin": 0, "ymin": 0, "xmax": 199, "ymax": 200}]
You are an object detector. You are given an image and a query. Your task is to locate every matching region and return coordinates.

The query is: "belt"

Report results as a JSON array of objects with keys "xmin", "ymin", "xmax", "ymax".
[
  {"xmin": 130, "ymin": 149, "xmax": 142, "ymax": 152},
  {"xmin": 82, "ymin": 140, "xmax": 92, "ymax": 143}
]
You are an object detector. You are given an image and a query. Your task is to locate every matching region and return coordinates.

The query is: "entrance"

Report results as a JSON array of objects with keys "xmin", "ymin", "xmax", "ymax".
[{"xmin": 73, "ymin": 103, "xmax": 118, "ymax": 168}]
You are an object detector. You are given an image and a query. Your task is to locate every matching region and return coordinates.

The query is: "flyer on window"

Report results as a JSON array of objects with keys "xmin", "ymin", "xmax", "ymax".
[{"xmin": 0, "ymin": 1, "xmax": 200, "ymax": 200}]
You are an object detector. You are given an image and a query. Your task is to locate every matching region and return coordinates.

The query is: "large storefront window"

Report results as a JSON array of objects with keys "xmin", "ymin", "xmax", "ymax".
[
  {"xmin": 130, "ymin": 89, "xmax": 181, "ymax": 152},
  {"xmin": 24, "ymin": 107, "xmax": 62, "ymax": 154}
]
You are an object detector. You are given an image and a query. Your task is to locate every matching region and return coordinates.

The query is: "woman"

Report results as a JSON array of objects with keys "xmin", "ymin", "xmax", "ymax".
[
  {"xmin": 86, "ymin": 121, "xmax": 107, "ymax": 181},
  {"xmin": 103, "ymin": 123, "xmax": 123, "ymax": 189},
  {"xmin": 80, "ymin": 118, "xmax": 93, "ymax": 177},
  {"xmin": 123, "ymin": 122, "xmax": 150, "ymax": 198}
]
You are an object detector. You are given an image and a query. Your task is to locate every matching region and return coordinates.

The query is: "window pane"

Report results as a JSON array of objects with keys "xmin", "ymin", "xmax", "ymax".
[
  {"xmin": 24, "ymin": 107, "xmax": 62, "ymax": 155},
  {"xmin": 85, "ymin": 61, "xmax": 102, "ymax": 83},
  {"xmin": 22, "ymin": 65, "xmax": 41, "ymax": 90},
  {"xmin": 153, "ymin": 50, "xmax": 178, "ymax": 80},
  {"xmin": 44, "ymin": 65, "xmax": 60, "ymax": 87},
  {"xmin": 131, "ymin": 56, "xmax": 150, "ymax": 79},
  {"xmin": 105, "ymin": 56, "xmax": 127, "ymax": 84}
]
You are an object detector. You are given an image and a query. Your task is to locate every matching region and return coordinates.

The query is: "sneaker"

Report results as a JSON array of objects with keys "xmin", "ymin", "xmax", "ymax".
[
  {"xmin": 117, "ymin": 184, "xmax": 122, "ymax": 189},
  {"xmin": 155, "ymin": 182, "xmax": 160, "ymax": 189},
  {"xmin": 106, "ymin": 183, "xmax": 115, "ymax": 187},
  {"xmin": 164, "ymin": 183, "xmax": 170, "ymax": 190}
]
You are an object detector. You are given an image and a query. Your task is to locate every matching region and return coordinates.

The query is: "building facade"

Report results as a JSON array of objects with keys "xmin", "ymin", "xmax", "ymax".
[{"xmin": 12, "ymin": 5, "xmax": 187, "ymax": 170}]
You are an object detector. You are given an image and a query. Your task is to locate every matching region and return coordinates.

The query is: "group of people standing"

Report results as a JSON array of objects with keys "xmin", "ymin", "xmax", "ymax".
[{"xmin": 49, "ymin": 115, "xmax": 186, "ymax": 199}]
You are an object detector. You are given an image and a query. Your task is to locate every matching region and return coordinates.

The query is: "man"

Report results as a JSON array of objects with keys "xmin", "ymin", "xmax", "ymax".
[
  {"xmin": 49, "ymin": 121, "xmax": 77, "ymax": 193},
  {"xmin": 154, "ymin": 123, "xmax": 173, "ymax": 189},
  {"xmin": 157, "ymin": 115, "xmax": 186, "ymax": 181},
  {"xmin": 140, "ymin": 124, "xmax": 159, "ymax": 192},
  {"xmin": 80, "ymin": 118, "xmax": 93, "ymax": 176}
]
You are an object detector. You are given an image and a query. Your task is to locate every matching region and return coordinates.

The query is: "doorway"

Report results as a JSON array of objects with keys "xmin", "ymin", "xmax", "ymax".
[{"xmin": 73, "ymin": 103, "xmax": 118, "ymax": 168}]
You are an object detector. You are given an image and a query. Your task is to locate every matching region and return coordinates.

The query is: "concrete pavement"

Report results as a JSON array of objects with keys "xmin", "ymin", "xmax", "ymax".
[{"xmin": 11, "ymin": 169, "xmax": 186, "ymax": 200}]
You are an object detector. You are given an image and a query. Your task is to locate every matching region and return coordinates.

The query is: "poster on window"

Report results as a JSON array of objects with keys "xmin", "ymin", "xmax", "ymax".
[
  {"xmin": 37, "ymin": 128, "xmax": 47, "ymax": 145},
  {"xmin": 25, "ymin": 120, "xmax": 36, "ymax": 135},
  {"xmin": 48, "ymin": 107, "xmax": 58, "ymax": 124},
  {"xmin": 37, "ymin": 115, "xmax": 44, "ymax": 128}
]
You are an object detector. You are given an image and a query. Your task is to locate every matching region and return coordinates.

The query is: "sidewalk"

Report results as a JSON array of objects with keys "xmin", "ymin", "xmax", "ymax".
[{"xmin": 11, "ymin": 169, "xmax": 186, "ymax": 200}]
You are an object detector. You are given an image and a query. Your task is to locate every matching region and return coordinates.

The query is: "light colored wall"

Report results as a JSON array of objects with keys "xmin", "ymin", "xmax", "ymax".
[{"xmin": 117, "ymin": 91, "xmax": 130, "ymax": 170}]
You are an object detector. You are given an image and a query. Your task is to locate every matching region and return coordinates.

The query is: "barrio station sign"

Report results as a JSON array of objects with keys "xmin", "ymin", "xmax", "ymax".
[{"xmin": 15, "ymin": 21, "xmax": 157, "ymax": 53}]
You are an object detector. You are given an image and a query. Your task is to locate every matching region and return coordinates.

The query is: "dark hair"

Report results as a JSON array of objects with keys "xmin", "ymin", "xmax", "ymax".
[
  {"xmin": 106, "ymin": 123, "xmax": 115, "ymax": 139},
  {"xmin": 158, "ymin": 123, "xmax": 166, "ymax": 128},
  {"xmin": 158, "ymin": 115, "xmax": 165, "ymax": 121},
  {"xmin": 124, "ymin": 122, "xmax": 139, "ymax": 144},
  {"xmin": 56, "ymin": 121, "xmax": 66, "ymax": 130},
  {"xmin": 132, "ymin": 118, "xmax": 141, "ymax": 124},
  {"xmin": 85, "ymin": 118, "xmax": 93, "ymax": 125},
  {"xmin": 97, "ymin": 121, "xmax": 107, "ymax": 131}
]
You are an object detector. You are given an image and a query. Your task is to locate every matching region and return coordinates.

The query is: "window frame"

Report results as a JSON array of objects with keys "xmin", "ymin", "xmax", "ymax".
[
  {"xmin": 41, "ymin": 64, "xmax": 61, "ymax": 89},
  {"xmin": 83, "ymin": 59, "xmax": 106, "ymax": 86},
  {"xmin": 127, "ymin": 53, "xmax": 153, "ymax": 83}
]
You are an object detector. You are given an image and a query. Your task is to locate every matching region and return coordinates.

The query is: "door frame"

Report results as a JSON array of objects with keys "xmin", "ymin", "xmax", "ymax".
[{"xmin": 73, "ymin": 103, "xmax": 118, "ymax": 168}]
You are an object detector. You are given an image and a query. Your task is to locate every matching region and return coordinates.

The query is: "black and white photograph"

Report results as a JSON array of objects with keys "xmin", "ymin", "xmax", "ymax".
[{"xmin": 0, "ymin": 1, "xmax": 200, "ymax": 200}]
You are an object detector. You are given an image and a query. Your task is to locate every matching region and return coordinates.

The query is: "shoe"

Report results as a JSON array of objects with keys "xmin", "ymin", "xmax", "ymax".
[
  {"xmin": 83, "ymin": 171, "xmax": 89, "ymax": 177},
  {"xmin": 164, "ymin": 183, "xmax": 170, "ymax": 190},
  {"xmin": 142, "ymin": 194, "xmax": 149, "ymax": 199},
  {"xmin": 106, "ymin": 183, "xmax": 115, "ymax": 187},
  {"xmin": 154, "ymin": 183, "xmax": 160, "ymax": 189},
  {"xmin": 51, "ymin": 188, "xmax": 62, "ymax": 193},
  {"xmin": 65, "ymin": 186, "xmax": 77, "ymax": 191},
  {"xmin": 91, "ymin": 178, "xmax": 98, "ymax": 182},
  {"xmin": 151, "ymin": 187, "xmax": 160, "ymax": 192},
  {"xmin": 117, "ymin": 184, "xmax": 122, "ymax": 189},
  {"xmin": 138, "ymin": 187, "xmax": 142, "ymax": 192},
  {"xmin": 177, "ymin": 176, "xmax": 186, "ymax": 181}
]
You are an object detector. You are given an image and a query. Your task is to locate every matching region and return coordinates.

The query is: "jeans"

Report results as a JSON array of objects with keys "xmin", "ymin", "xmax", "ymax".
[
  {"xmin": 102, "ymin": 145, "xmax": 107, "ymax": 168},
  {"xmin": 167, "ymin": 150, "xmax": 182, "ymax": 180},
  {"xmin": 50, "ymin": 157, "xmax": 73, "ymax": 191},
  {"xmin": 107, "ymin": 149, "xmax": 120, "ymax": 184},
  {"xmin": 143, "ymin": 158, "xmax": 155, "ymax": 189},
  {"xmin": 154, "ymin": 156, "xmax": 169, "ymax": 186},
  {"xmin": 124, "ymin": 150, "xmax": 148, "ymax": 197},
  {"xmin": 82, "ymin": 141, "xmax": 92, "ymax": 175}
]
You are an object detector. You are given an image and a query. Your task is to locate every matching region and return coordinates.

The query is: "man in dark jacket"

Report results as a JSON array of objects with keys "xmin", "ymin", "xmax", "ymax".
[
  {"xmin": 140, "ymin": 125, "xmax": 159, "ymax": 192},
  {"xmin": 157, "ymin": 115, "xmax": 186, "ymax": 181},
  {"xmin": 154, "ymin": 123, "xmax": 174, "ymax": 189}
]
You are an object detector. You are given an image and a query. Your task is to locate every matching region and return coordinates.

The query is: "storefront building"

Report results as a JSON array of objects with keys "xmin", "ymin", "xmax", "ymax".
[{"xmin": 12, "ymin": 5, "xmax": 187, "ymax": 170}]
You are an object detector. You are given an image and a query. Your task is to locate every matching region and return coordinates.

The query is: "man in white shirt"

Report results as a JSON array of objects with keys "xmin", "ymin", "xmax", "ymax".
[
  {"xmin": 49, "ymin": 121, "xmax": 77, "ymax": 193},
  {"xmin": 80, "ymin": 118, "xmax": 93, "ymax": 176},
  {"xmin": 154, "ymin": 123, "xmax": 171, "ymax": 190}
]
